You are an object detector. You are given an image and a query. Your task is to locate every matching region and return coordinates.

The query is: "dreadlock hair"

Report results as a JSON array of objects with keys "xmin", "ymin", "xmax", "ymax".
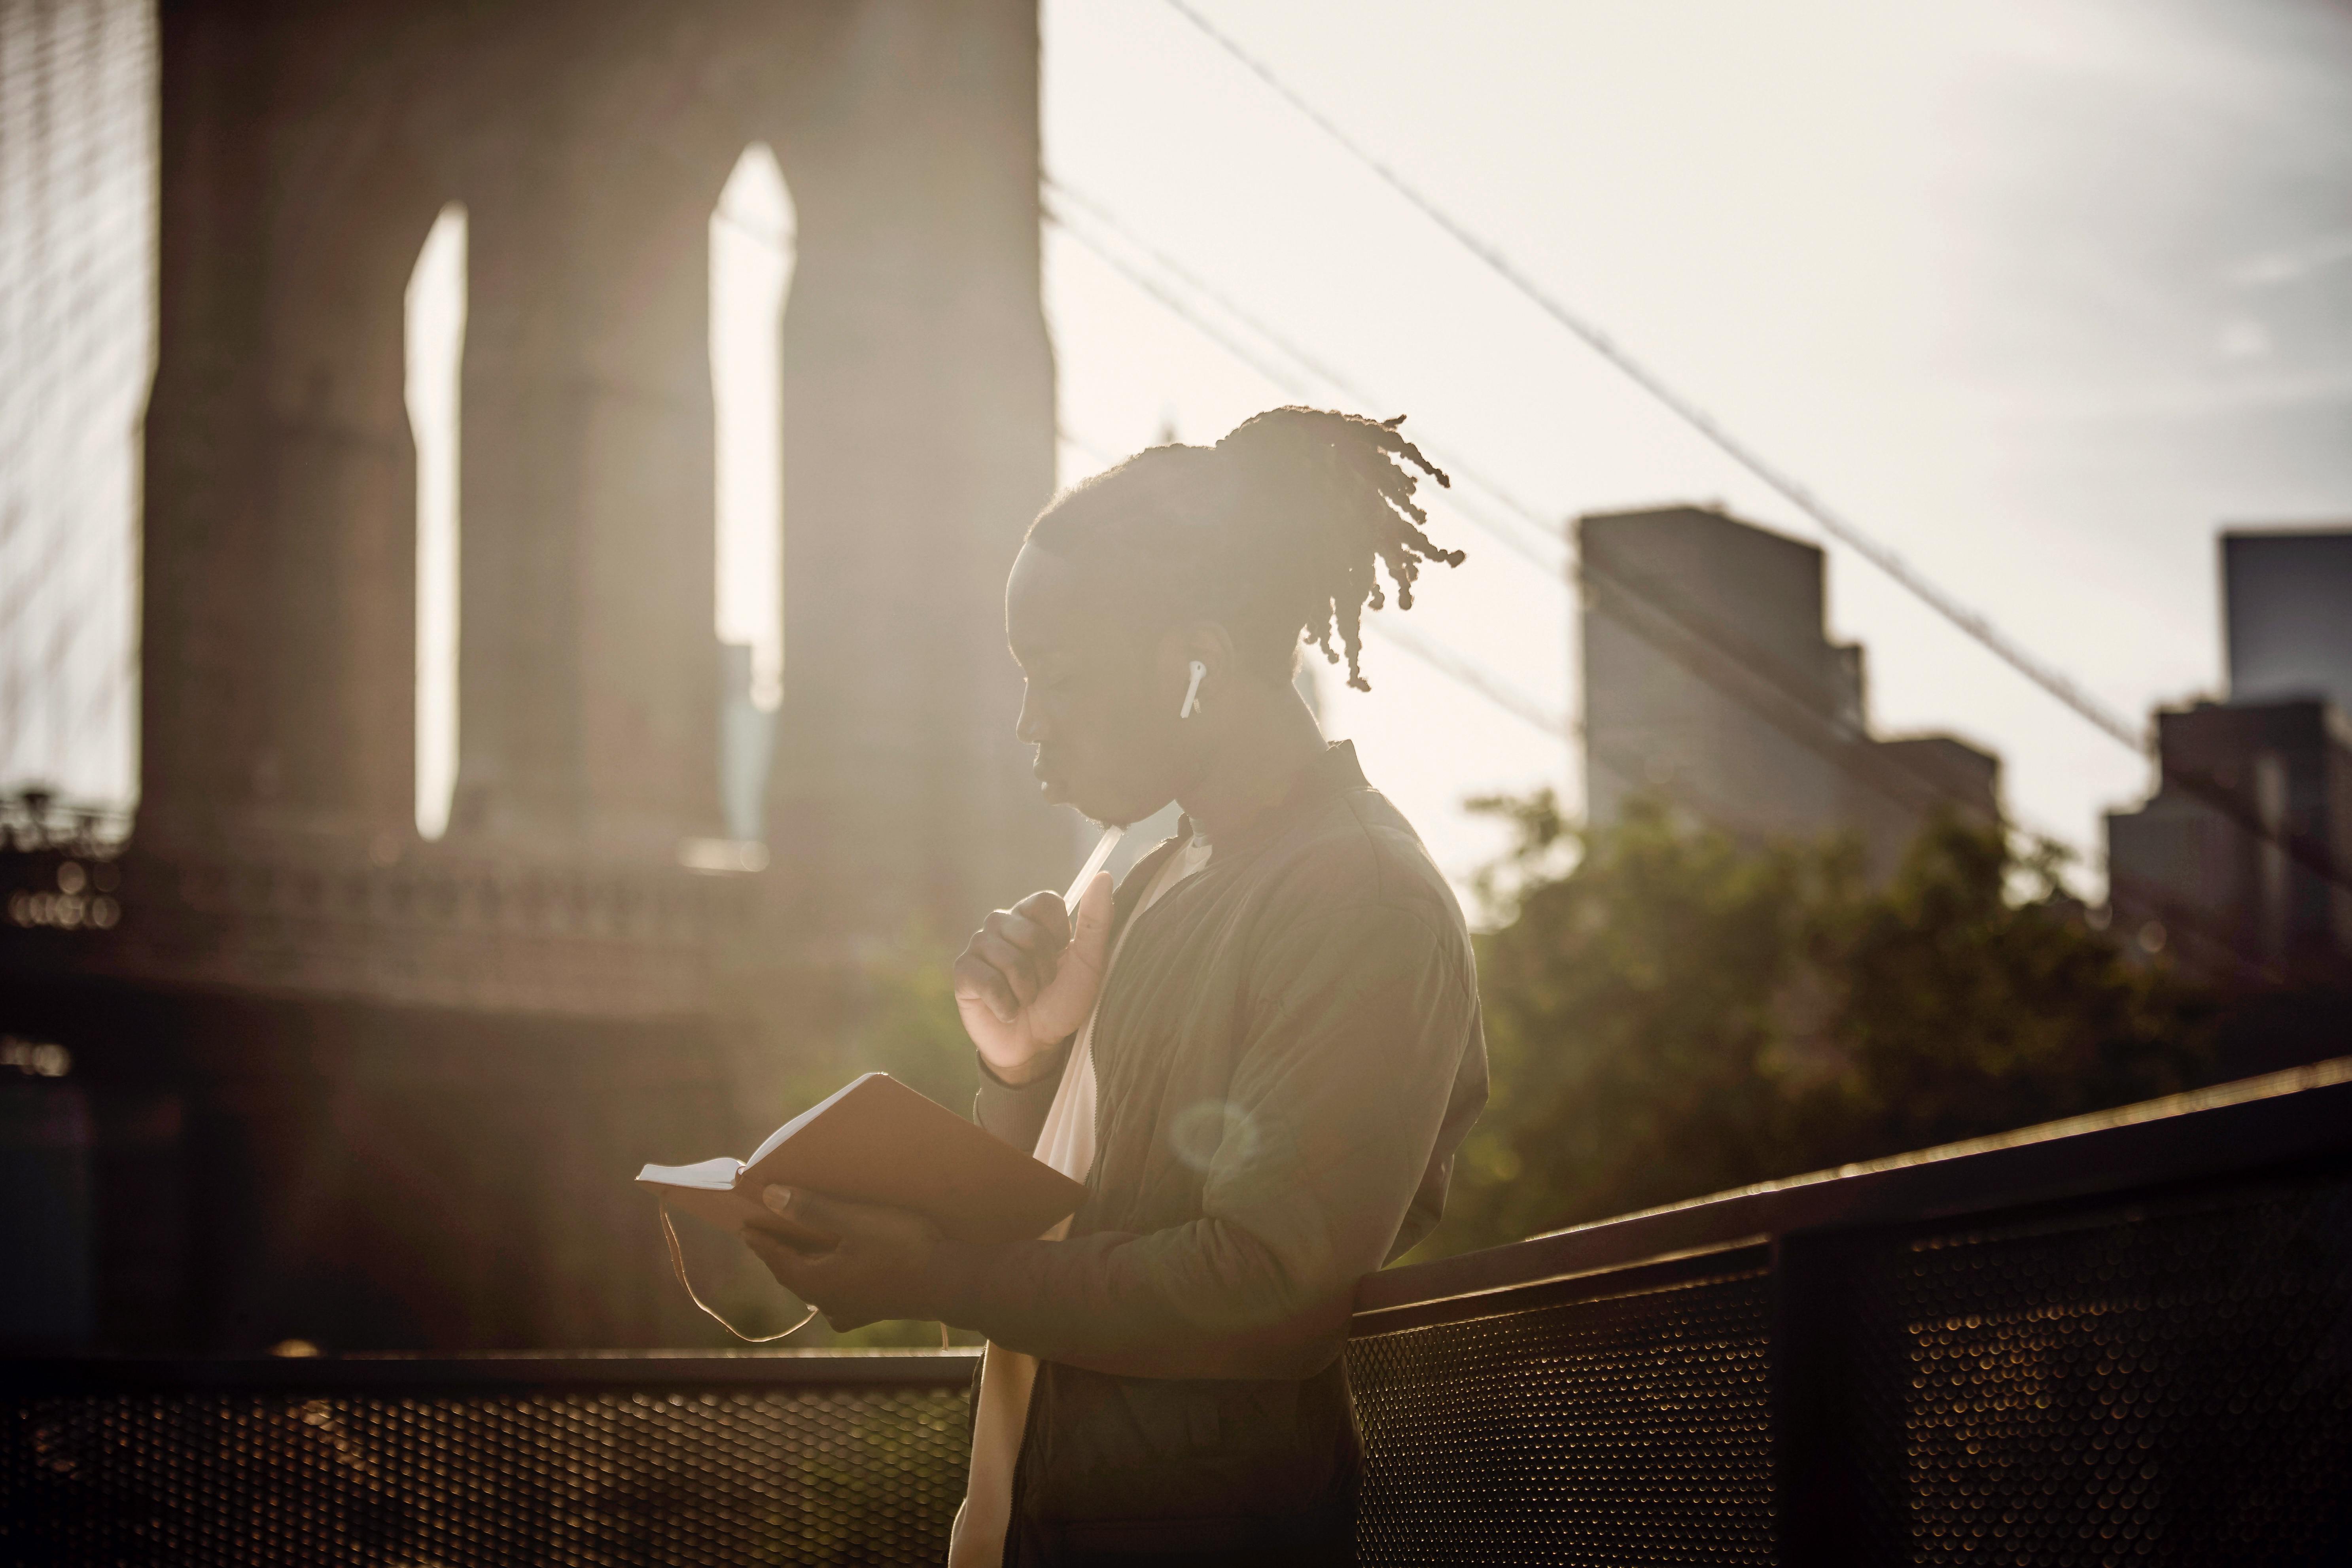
[{"xmin": 1025, "ymin": 408, "xmax": 1465, "ymax": 692}]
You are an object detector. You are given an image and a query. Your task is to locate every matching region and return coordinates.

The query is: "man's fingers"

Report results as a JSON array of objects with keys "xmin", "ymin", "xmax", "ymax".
[
  {"xmin": 986, "ymin": 904, "xmax": 1065, "ymax": 956},
  {"xmin": 742, "ymin": 1188, "xmax": 940, "ymax": 1332},
  {"xmin": 953, "ymin": 894, "xmax": 1077, "ymax": 1027},
  {"xmin": 740, "ymin": 1226, "xmax": 828, "ymax": 1292},
  {"xmin": 761, "ymin": 1185, "xmax": 875, "ymax": 1243},
  {"xmin": 971, "ymin": 929, "xmax": 1044, "ymax": 1007},
  {"xmin": 741, "ymin": 1201, "xmax": 840, "ymax": 1254},
  {"xmin": 982, "ymin": 910, "xmax": 1060, "ymax": 989},
  {"xmin": 1009, "ymin": 889, "xmax": 1073, "ymax": 948},
  {"xmin": 951, "ymin": 949, "xmax": 1020, "ymax": 1024}
]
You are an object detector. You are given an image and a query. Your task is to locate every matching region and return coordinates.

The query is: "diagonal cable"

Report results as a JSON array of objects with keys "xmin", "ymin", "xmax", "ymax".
[
  {"xmin": 1048, "ymin": 194, "xmax": 2148, "ymax": 889},
  {"xmin": 1045, "ymin": 192, "xmax": 1562, "ymax": 575},
  {"xmin": 1158, "ymin": 0, "xmax": 2145, "ymax": 753},
  {"xmin": 1050, "ymin": 160, "xmax": 2341, "ymax": 917},
  {"xmin": 1049, "ymin": 176, "xmax": 1563, "ymax": 562}
]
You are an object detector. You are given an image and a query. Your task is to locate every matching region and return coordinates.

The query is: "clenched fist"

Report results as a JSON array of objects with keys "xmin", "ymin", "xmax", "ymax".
[{"xmin": 952, "ymin": 872, "xmax": 1113, "ymax": 1084}]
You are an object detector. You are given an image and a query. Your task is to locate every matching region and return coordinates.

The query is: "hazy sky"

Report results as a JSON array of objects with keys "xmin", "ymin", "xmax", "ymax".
[
  {"xmin": 1041, "ymin": 0, "xmax": 2352, "ymax": 901},
  {"xmin": 6, "ymin": 0, "xmax": 2348, "ymax": 906}
]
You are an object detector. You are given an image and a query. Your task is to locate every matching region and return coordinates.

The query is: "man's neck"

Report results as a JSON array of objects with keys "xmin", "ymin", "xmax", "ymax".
[{"xmin": 1176, "ymin": 689, "xmax": 1327, "ymax": 845}]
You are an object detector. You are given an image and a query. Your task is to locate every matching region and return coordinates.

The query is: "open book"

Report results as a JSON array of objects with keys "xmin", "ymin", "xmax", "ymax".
[{"xmin": 637, "ymin": 1072, "xmax": 1086, "ymax": 1248}]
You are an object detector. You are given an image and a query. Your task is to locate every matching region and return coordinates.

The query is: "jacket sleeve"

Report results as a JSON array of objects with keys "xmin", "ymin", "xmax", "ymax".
[
  {"xmin": 972, "ymin": 1044, "xmax": 1067, "ymax": 1153},
  {"xmin": 925, "ymin": 897, "xmax": 1481, "ymax": 1379}
]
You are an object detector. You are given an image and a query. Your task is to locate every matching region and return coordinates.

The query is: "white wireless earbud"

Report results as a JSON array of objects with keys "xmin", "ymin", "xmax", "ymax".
[{"xmin": 1178, "ymin": 660, "xmax": 1207, "ymax": 720}]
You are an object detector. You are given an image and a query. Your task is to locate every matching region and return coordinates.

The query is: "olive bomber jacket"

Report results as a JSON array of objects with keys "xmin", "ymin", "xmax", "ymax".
[{"xmin": 931, "ymin": 741, "xmax": 1489, "ymax": 1525}]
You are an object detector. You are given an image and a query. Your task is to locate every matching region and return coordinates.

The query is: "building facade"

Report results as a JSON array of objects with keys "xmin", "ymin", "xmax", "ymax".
[
  {"xmin": 2107, "ymin": 700, "xmax": 2352, "ymax": 979},
  {"xmin": 2223, "ymin": 529, "xmax": 2352, "ymax": 716},
  {"xmin": 1580, "ymin": 505, "xmax": 2000, "ymax": 878},
  {"xmin": 2108, "ymin": 527, "xmax": 2352, "ymax": 984}
]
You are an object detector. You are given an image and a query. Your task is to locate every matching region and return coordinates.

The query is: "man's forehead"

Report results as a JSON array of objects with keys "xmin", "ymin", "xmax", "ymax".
[{"xmin": 1007, "ymin": 545, "xmax": 1082, "ymax": 660}]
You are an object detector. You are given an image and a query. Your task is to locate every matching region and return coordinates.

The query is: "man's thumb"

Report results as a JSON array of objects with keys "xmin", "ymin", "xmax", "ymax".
[{"xmin": 1069, "ymin": 871, "xmax": 1114, "ymax": 970}]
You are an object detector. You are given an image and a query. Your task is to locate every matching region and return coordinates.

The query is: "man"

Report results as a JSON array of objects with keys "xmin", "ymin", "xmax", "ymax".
[{"xmin": 747, "ymin": 407, "xmax": 1489, "ymax": 1566}]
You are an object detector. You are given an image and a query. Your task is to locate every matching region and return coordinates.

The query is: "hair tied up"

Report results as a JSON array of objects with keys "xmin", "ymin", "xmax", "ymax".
[{"xmin": 1212, "ymin": 407, "xmax": 1464, "ymax": 689}]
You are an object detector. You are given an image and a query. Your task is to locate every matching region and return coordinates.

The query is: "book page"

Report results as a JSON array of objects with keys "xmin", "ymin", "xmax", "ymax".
[{"xmin": 635, "ymin": 1157, "xmax": 743, "ymax": 1190}]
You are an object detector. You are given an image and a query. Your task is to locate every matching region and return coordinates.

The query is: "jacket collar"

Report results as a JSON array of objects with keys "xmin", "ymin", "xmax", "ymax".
[
  {"xmin": 1111, "ymin": 741, "xmax": 1372, "ymax": 930},
  {"xmin": 1175, "ymin": 739, "xmax": 1370, "ymax": 864}
]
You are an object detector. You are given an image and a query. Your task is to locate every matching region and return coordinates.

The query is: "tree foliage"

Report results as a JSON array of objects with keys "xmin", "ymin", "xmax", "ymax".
[{"xmin": 1427, "ymin": 794, "xmax": 2210, "ymax": 1258}]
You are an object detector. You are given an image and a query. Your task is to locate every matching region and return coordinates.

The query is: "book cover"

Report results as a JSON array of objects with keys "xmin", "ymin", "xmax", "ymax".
[{"xmin": 637, "ymin": 1072, "xmax": 1086, "ymax": 1248}]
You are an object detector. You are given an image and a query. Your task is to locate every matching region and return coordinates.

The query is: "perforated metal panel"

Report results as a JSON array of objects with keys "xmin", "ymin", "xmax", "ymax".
[
  {"xmin": 2, "ymin": 1383, "xmax": 971, "ymax": 1566},
  {"xmin": 1347, "ymin": 1269, "xmax": 1775, "ymax": 1566},
  {"xmin": 9, "ymin": 1171, "xmax": 2351, "ymax": 1563},
  {"xmin": 1843, "ymin": 1178, "xmax": 2352, "ymax": 1566}
]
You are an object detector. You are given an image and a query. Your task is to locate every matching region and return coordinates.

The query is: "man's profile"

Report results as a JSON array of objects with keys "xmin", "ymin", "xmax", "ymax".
[{"xmin": 744, "ymin": 407, "xmax": 1490, "ymax": 1567}]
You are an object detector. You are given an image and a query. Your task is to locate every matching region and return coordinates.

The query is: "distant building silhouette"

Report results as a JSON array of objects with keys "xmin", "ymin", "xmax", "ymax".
[
  {"xmin": 2224, "ymin": 530, "xmax": 2352, "ymax": 714},
  {"xmin": 1580, "ymin": 505, "xmax": 2000, "ymax": 877},
  {"xmin": 0, "ymin": 0, "xmax": 1063, "ymax": 1354},
  {"xmin": 2107, "ymin": 527, "xmax": 2352, "ymax": 982}
]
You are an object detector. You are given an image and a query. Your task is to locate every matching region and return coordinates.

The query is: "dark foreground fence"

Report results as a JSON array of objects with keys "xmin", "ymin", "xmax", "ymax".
[
  {"xmin": 1347, "ymin": 1058, "xmax": 2352, "ymax": 1567},
  {"xmin": 6, "ymin": 1059, "xmax": 2350, "ymax": 1566},
  {"xmin": 0, "ymin": 1351, "xmax": 979, "ymax": 1566}
]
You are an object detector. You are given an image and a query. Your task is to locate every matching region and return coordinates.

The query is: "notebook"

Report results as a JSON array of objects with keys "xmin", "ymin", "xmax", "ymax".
[{"xmin": 636, "ymin": 1072, "xmax": 1087, "ymax": 1249}]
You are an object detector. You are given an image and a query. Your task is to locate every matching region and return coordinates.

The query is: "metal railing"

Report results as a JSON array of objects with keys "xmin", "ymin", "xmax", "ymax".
[
  {"xmin": 3, "ymin": 1350, "xmax": 982, "ymax": 1566},
  {"xmin": 7, "ymin": 1059, "xmax": 2351, "ymax": 1565},
  {"xmin": 1347, "ymin": 1057, "xmax": 2352, "ymax": 1566}
]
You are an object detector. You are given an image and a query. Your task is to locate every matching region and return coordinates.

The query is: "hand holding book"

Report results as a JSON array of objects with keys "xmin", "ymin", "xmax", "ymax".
[
  {"xmin": 641, "ymin": 832, "xmax": 1120, "ymax": 1338},
  {"xmin": 636, "ymin": 1073, "xmax": 1086, "ymax": 1339},
  {"xmin": 739, "ymin": 1184, "xmax": 948, "ymax": 1333}
]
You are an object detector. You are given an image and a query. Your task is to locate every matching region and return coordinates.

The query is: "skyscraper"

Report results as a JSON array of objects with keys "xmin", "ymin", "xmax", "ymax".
[
  {"xmin": 1580, "ymin": 505, "xmax": 2000, "ymax": 880},
  {"xmin": 2224, "ymin": 529, "xmax": 2352, "ymax": 713},
  {"xmin": 2106, "ymin": 526, "xmax": 2352, "ymax": 981}
]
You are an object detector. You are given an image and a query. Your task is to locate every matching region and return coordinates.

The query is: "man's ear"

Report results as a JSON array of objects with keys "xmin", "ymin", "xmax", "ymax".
[{"xmin": 1159, "ymin": 622, "xmax": 1236, "ymax": 709}]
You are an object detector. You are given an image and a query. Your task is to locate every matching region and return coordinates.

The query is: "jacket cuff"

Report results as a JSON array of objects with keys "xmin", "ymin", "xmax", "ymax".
[{"xmin": 973, "ymin": 1044, "xmax": 1067, "ymax": 1150}]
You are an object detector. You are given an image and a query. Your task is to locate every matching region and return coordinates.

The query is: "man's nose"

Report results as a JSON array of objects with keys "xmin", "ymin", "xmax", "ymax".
[{"xmin": 1016, "ymin": 686, "xmax": 1048, "ymax": 743}]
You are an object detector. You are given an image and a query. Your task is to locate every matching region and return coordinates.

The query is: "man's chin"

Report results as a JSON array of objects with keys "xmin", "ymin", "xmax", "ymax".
[{"xmin": 1053, "ymin": 780, "xmax": 1157, "ymax": 830}]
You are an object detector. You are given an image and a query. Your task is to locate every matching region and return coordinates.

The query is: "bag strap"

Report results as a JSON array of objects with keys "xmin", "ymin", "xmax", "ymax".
[{"xmin": 659, "ymin": 1200, "xmax": 819, "ymax": 1344}]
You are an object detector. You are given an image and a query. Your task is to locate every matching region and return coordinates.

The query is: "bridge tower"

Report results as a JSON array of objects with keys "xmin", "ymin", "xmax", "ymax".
[{"xmin": 2, "ymin": 0, "xmax": 1063, "ymax": 1352}]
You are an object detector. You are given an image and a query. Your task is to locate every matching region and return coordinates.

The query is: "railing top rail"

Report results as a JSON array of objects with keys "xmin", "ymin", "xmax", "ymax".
[
  {"xmin": 4, "ymin": 1347, "xmax": 982, "ymax": 1397},
  {"xmin": 1355, "ymin": 1056, "xmax": 2352, "ymax": 1328},
  {"xmin": 11, "ymin": 1065, "xmax": 2348, "ymax": 1381}
]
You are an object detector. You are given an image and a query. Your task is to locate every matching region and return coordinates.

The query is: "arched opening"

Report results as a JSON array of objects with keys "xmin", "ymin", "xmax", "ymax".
[
  {"xmin": 405, "ymin": 202, "xmax": 466, "ymax": 841},
  {"xmin": 0, "ymin": 0, "xmax": 156, "ymax": 826},
  {"xmin": 710, "ymin": 143, "xmax": 794, "ymax": 845}
]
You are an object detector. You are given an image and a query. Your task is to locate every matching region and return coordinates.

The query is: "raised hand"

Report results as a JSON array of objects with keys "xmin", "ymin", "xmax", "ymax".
[{"xmin": 952, "ymin": 871, "xmax": 1113, "ymax": 1084}]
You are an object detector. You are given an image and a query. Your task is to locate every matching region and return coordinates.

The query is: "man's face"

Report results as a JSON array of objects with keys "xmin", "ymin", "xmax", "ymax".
[{"xmin": 1007, "ymin": 543, "xmax": 1186, "ymax": 827}]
